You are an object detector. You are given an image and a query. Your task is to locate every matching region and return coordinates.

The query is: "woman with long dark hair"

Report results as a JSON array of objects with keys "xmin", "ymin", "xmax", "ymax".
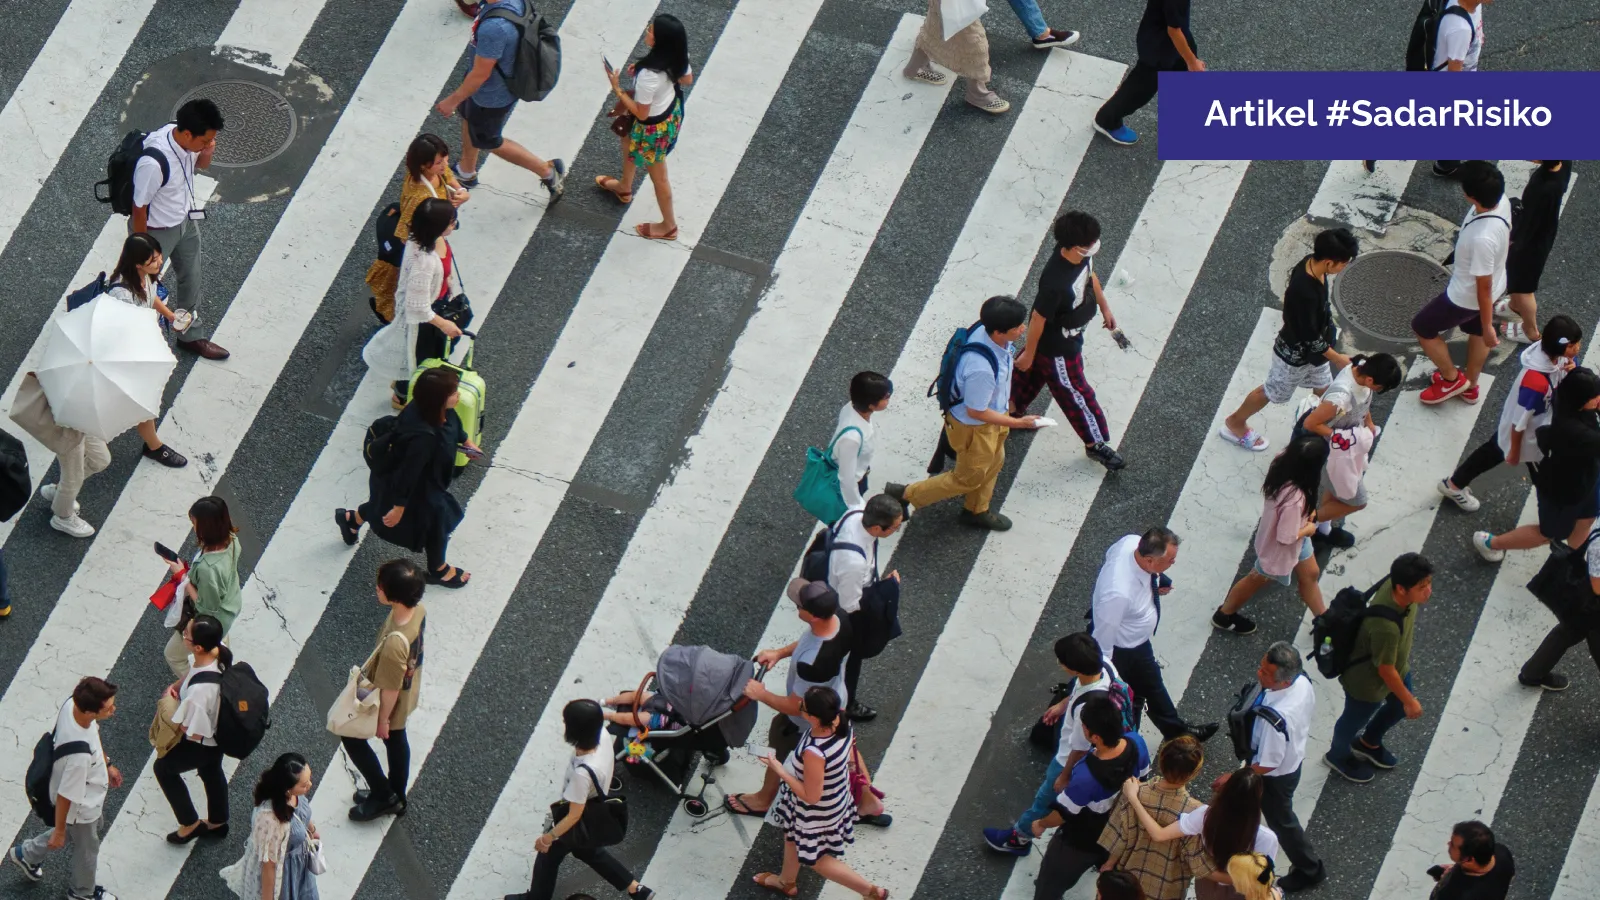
[
  {"xmin": 597, "ymin": 14, "xmax": 692, "ymax": 241},
  {"xmin": 362, "ymin": 197, "xmax": 463, "ymax": 407},
  {"xmin": 1213, "ymin": 435, "xmax": 1331, "ymax": 634},
  {"xmin": 154, "ymin": 615, "xmax": 233, "ymax": 843},
  {"xmin": 1122, "ymin": 768, "xmax": 1279, "ymax": 900},
  {"xmin": 105, "ymin": 231, "xmax": 188, "ymax": 467},
  {"xmin": 336, "ymin": 368, "xmax": 476, "ymax": 587},
  {"xmin": 1096, "ymin": 871, "xmax": 1148, "ymax": 900},
  {"xmin": 220, "ymin": 753, "xmax": 321, "ymax": 899},
  {"xmin": 1499, "ymin": 160, "xmax": 1574, "ymax": 345},
  {"xmin": 1476, "ymin": 367, "xmax": 1600, "ymax": 563},
  {"xmin": 508, "ymin": 699, "xmax": 652, "ymax": 900},
  {"xmin": 159, "ymin": 496, "xmax": 243, "ymax": 677},
  {"xmin": 366, "ymin": 133, "xmax": 470, "ymax": 323}
]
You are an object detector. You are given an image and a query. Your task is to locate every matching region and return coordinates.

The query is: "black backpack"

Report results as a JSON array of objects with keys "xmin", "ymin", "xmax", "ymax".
[
  {"xmin": 852, "ymin": 576, "xmax": 902, "ymax": 661},
  {"xmin": 26, "ymin": 730, "xmax": 91, "ymax": 823},
  {"xmin": 1226, "ymin": 680, "xmax": 1290, "ymax": 762},
  {"xmin": 94, "ymin": 130, "xmax": 169, "ymax": 216},
  {"xmin": 482, "ymin": 4, "xmax": 562, "ymax": 102},
  {"xmin": 800, "ymin": 510, "xmax": 867, "ymax": 583},
  {"xmin": 364, "ymin": 415, "xmax": 401, "ymax": 471},
  {"xmin": 927, "ymin": 322, "xmax": 1000, "ymax": 413},
  {"xmin": 0, "ymin": 430, "xmax": 29, "ymax": 523},
  {"xmin": 1310, "ymin": 578, "xmax": 1406, "ymax": 678},
  {"xmin": 189, "ymin": 663, "xmax": 271, "ymax": 759},
  {"xmin": 374, "ymin": 202, "xmax": 405, "ymax": 267},
  {"xmin": 1405, "ymin": 0, "xmax": 1475, "ymax": 71}
]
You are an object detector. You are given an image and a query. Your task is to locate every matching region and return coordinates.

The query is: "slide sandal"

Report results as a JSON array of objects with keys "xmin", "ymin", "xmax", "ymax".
[{"xmin": 1217, "ymin": 424, "xmax": 1269, "ymax": 452}]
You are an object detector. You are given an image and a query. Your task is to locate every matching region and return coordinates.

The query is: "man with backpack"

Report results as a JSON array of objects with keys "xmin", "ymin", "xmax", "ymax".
[
  {"xmin": 981, "ymin": 632, "xmax": 1131, "ymax": 857},
  {"xmin": 886, "ymin": 296, "xmax": 1043, "ymax": 532},
  {"xmin": 436, "ymin": 0, "xmax": 567, "ymax": 200},
  {"xmin": 128, "ymin": 99, "xmax": 229, "ymax": 366},
  {"xmin": 1323, "ymin": 552, "xmax": 1433, "ymax": 784},
  {"xmin": 1010, "ymin": 211, "xmax": 1125, "ymax": 471},
  {"xmin": 1235, "ymin": 642, "xmax": 1323, "ymax": 893},
  {"xmin": 10, "ymin": 677, "xmax": 123, "ymax": 900},
  {"xmin": 1417, "ymin": 0, "xmax": 1491, "ymax": 176},
  {"xmin": 1415, "ymin": 163, "xmax": 1511, "ymax": 405}
]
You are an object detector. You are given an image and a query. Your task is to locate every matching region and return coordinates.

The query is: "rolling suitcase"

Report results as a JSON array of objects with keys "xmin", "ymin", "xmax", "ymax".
[{"xmin": 407, "ymin": 330, "xmax": 485, "ymax": 472}]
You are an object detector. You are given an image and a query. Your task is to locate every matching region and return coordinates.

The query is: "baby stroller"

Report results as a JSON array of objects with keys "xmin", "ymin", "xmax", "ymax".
[{"xmin": 608, "ymin": 644, "xmax": 767, "ymax": 818}]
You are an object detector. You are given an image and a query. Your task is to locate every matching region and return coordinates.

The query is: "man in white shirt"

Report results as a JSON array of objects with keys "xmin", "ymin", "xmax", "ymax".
[
  {"xmin": 1246, "ymin": 642, "xmax": 1323, "ymax": 894},
  {"xmin": 1429, "ymin": 0, "xmax": 1490, "ymax": 176},
  {"xmin": 1414, "ymin": 163, "xmax": 1511, "ymax": 405},
  {"xmin": 130, "ymin": 99, "xmax": 228, "ymax": 363},
  {"xmin": 1088, "ymin": 527, "xmax": 1217, "ymax": 743},
  {"xmin": 9, "ymin": 677, "xmax": 123, "ymax": 900},
  {"xmin": 828, "ymin": 494, "xmax": 903, "ymax": 722}
]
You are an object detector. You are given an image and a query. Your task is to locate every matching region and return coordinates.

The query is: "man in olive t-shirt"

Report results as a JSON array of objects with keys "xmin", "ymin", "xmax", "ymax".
[
  {"xmin": 343, "ymin": 559, "xmax": 427, "ymax": 821},
  {"xmin": 1325, "ymin": 552, "xmax": 1433, "ymax": 784}
]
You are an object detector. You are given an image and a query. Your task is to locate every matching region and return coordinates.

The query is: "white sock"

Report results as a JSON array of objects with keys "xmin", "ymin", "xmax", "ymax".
[{"xmin": 1317, "ymin": 521, "xmax": 1332, "ymax": 536}]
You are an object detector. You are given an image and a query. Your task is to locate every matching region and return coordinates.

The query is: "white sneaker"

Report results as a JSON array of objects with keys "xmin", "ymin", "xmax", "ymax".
[
  {"xmin": 1437, "ymin": 479, "xmax": 1480, "ymax": 512},
  {"xmin": 50, "ymin": 515, "xmax": 96, "ymax": 538},
  {"xmin": 1472, "ymin": 531, "xmax": 1505, "ymax": 563},
  {"xmin": 39, "ymin": 484, "xmax": 79, "ymax": 514}
]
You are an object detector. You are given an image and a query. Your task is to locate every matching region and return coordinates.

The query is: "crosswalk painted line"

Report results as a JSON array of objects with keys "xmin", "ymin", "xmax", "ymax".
[
  {"xmin": 832, "ymin": 156, "xmax": 1252, "ymax": 898},
  {"xmin": 214, "ymin": 0, "xmax": 333, "ymax": 74},
  {"xmin": 1306, "ymin": 160, "xmax": 1415, "ymax": 234},
  {"xmin": 87, "ymin": 0, "xmax": 640, "ymax": 893},
  {"xmin": 1554, "ymin": 758, "xmax": 1600, "ymax": 900}
]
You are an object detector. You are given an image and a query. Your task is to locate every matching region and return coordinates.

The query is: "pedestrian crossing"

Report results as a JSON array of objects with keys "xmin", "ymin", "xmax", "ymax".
[{"xmin": 0, "ymin": 3, "xmax": 1596, "ymax": 900}]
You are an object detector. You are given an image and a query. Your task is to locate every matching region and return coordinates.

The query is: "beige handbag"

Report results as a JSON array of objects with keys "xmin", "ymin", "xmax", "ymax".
[
  {"xmin": 148, "ymin": 694, "xmax": 183, "ymax": 758},
  {"xmin": 325, "ymin": 666, "xmax": 380, "ymax": 740}
]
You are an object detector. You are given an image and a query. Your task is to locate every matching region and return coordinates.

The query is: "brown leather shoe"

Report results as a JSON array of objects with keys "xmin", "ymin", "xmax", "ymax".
[{"xmin": 176, "ymin": 338, "xmax": 230, "ymax": 361}]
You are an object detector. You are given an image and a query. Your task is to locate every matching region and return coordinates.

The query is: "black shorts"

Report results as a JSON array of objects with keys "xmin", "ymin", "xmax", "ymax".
[
  {"xmin": 1537, "ymin": 485, "xmax": 1600, "ymax": 541},
  {"xmin": 462, "ymin": 98, "xmax": 516, "ymax": 151}
]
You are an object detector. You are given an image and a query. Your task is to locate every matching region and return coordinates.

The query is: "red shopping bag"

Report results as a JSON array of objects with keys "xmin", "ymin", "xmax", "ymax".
[{"xmin": 149, "ymin": 565, "xmax": 188, "ymax": 611}]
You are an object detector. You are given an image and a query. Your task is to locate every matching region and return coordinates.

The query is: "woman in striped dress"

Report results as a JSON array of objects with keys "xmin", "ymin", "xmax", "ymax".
[{"xmin": 754, "ymin": 687, "xmax": 888, "ymax": 898}]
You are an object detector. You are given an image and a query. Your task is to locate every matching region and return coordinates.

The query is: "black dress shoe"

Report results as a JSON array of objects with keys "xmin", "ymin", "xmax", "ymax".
[
  {"xmin": 349, "ymin": 793, "xmax": 406, "ymax": 821},
  {"xmin": 142, "ymin": 444, "xmax": 188, "ymax": 468},
  {"xmin": 1278, "ymin": 866, "xmax": 1326, "ymax": 893},
  {"xmin": 1185, "ymin": 722, "xmax": 1220, "ymax": 743},
  {"xmin": 166, "ymin": 826, "xmax": 203, "ymax": 845},
  {"xmin": 847, "ymin": 700, "xmax": 878, "ymax": 722},
  {"xmin": 176, "ymin": 337, "xmax": 230, "ymax": 361},
  {"xmin": 198, "ymin": 822, "xmax": 229, "ymax": 840}
]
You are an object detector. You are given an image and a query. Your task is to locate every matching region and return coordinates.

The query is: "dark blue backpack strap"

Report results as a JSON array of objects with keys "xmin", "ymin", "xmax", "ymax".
[{"xmin": 139, "ymin": 146, "xmax": 170, "ymax": 187}]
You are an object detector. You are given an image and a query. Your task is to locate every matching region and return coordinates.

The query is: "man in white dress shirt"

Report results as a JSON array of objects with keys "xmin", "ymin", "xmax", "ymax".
[
  {"xmin": 1246, "ymin": 642, "xmax": 1323, "ymax": 893},
  {"xmin": 1088, "ymin": 526, "xmax": 1217, "ymax": 743}
]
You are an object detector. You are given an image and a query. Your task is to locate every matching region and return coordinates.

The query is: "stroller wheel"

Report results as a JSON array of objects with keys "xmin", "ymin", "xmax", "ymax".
[
  {"xmin": 705, "ymin": 747, "xmax": 732, "ymax": 767},
  {"xmin": 683, "ymin": 798, "xmax": 710, "ymax": 819}
]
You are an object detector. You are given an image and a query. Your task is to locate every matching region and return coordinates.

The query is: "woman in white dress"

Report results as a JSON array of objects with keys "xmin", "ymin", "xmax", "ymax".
[
  {"xmin": 105, "ymin": 232, "xmax": 187, "ymax": 467},
  {"xmin": 220, "ymin": 753, "xmax": 322, "ymax": 900},
  {"xmin": 365, "ymin": 198, "xmax": 463, "ymax": 407}
]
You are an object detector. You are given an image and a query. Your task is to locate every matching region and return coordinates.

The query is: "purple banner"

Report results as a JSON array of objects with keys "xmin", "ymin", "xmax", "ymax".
[{"xmin": 1156, "ymin": 71, "xmax": 1598, "ymax": 160}]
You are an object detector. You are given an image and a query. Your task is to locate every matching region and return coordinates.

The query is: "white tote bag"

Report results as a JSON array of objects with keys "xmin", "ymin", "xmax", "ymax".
[
  {"xmin": 325, "ymin": 666, "xmax": 380, "ymax": 739},
  {"xmin": 940, "ymin": 0, "xmax": 988, "ymax": 40},
  {"xmin": 307, "ymin": 837, "xmax": 328, "ymax": 876},
  {"xmin": 361, "ymin": 320, "xmax": 414, "ymax": 382}
]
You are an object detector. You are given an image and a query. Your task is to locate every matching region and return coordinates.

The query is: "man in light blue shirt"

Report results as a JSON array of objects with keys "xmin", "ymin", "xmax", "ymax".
[
  {"xmin": 435, "ymin": 0, "xmax": 566, "ymax": 200},
  {"xmin": 888, "ymin": 296, "xmax": 1042, "ymax": 531}
]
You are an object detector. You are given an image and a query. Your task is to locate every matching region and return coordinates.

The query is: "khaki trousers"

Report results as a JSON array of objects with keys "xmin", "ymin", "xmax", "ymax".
[{"xmin": 902, "ymin": 416, "xmax": 1007, "ymax": 514}]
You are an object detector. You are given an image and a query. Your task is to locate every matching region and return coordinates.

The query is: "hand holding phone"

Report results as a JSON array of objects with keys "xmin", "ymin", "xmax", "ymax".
[
  {"xmin": 154, "ymin": 542, "xmax": 179, "ymax": 563},
  {"xmin": 461, "ymin": 444, "xmax": 484, "ymax": 461},
  {"xmin": 602, "ymin": 54, "xmax": 615, "ymax": 76}
]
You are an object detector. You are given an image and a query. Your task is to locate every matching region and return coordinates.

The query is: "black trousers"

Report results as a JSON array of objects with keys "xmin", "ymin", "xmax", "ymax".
[
  {"xmin": 845, "ymin": 609, "xmax": 869, "ymax": 704},
  {"xmin": 523, "ymin": 837, "xmax": 636, "ymax": 900},
  {"xmin": 1522, "ymin": 620, "xmax": 1600, "ymax": 680},
  {"xmin": 153, "ymin": 741, "xmax": 228, "ymax": 827},
  {"xmin": 1095, "ymin": 61, "xmax": 1181, "ymax": 131},
  {"xmin": 342, "ymin": 729, "xmax": 411, "ymax": 801},
  {"xmin": 1449, "ymin": 438, "xmax": 1536, "ymax": 490},
  {"xmin": 1033, "ymin": 830, "xmax": 1108, "ymax": 900},
  {"xmin": 1111, "ymin": 642, "xmax": 1187, "ymax": 740},
  {"xmin": 1261, "ymin": 767, "xmax": 1322, "ymax": 877}
]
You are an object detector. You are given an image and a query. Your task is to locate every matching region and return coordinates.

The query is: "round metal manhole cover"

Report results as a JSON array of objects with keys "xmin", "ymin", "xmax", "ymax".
[
  {"xmin": 1331, "ymin": 250, "xmax": 1452, "ymax": 345},
  {"xmin": 172, "ymin": 80, "xmax": 297, "ymax": 168}
]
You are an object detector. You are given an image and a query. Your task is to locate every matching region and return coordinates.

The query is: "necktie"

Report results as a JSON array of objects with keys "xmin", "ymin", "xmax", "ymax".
[{"xmin": 1150, "ymin": 572, "xmax": 1163, "ymax": 633}]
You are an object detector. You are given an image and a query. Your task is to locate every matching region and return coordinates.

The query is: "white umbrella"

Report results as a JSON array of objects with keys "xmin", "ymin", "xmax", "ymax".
[{"xmin": 35, "ymin": 295, "xmax": 176, "ymax": 441}]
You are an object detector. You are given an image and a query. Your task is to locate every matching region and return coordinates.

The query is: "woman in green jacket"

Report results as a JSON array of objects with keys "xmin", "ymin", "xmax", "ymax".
[{"xmin": 161, "ymin": 496, "xmax": 243, "ymax": 678}]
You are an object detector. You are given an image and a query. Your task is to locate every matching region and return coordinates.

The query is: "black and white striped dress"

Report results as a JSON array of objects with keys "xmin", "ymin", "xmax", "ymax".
[{"xmin": 767, "ymin": 727, "xmax": 856, "ymax": 865}]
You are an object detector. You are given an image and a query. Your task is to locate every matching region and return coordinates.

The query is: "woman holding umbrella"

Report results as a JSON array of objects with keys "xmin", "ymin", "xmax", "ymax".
[{"xmin": 105, "ymin": 232, "xmax": 187, "ymax": 468}]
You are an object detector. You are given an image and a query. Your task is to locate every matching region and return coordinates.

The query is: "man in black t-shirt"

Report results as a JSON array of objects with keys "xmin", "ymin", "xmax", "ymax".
[
  {"xmin": 1221, "ymin": 228, "xmax": 1358, "ymax": 451},
  {"xmin": 1431, "ymin": 820, "xmax": 1514, "ymax": 900},
  {"xmin": 1093, "ymin": 0, "xmax": 1204, "ymax": 145},
  {"xmin": 1011, "ymin": 212, "xmax": 1125, "ymax": 471}
]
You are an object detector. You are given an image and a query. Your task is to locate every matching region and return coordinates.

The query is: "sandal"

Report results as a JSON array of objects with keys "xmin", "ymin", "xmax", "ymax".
[
  {"xmin": 1492, "ymin": 297, "xmax": 1517, "ymax": 320},
  {"xmin": 724, "ymin": 793, "xmax": 767, "ymax": 818},
  {"xmin": 335, "ymin": 509, "xmax": 361, "ymax": 546},
  {"xmin": 594, "ymin": 175, "xmax": 633, "ymax": 204},
  {"xmin": 1217, "ymin": 423, "xmax": 1269, "ymax": 452},
  {"xmin": 1502, "ymin": 320, "xmax": 1535, "ymax": 344},
  {"xmin": 753, "ymin": 873, "xmax": 797, "ymax": 897},
  {"xmin": 862, "ymin": 887, "xmax": 888, "ymax": 899},
  {"xmin": 857, "ymin": 812, "xmax": 894, "ymax": 827},
  {"xmin": 634, "ymin": 222, "xmax": 678, "ymax": 241},
  {"xmin": 427, "ymin": 565, "xmax": 471, "ymax": 588}
]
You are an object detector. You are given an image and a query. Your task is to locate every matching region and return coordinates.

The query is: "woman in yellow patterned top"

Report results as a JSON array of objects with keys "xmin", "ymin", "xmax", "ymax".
[{"xmin": 366, "ymin": 134, "xmax": 469, "ymax": 322}]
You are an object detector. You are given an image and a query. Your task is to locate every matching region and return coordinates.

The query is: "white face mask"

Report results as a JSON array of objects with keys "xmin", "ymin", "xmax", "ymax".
[{"xmin": 1080, "ymin": 240, "xmax": 1101, "ymax": 257}]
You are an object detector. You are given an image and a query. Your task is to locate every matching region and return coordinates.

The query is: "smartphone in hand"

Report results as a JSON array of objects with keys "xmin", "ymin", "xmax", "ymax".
[
  {"xmin": 154, "ymin": 542, "xmax": 179, "ymax": 563},
  {"xmin": 461, "ymin": 445, "xmax": 484, "ymax": 461},
  {"xmin": 602, "ymin": 55, "xmax": 615, "ymax": 76}
]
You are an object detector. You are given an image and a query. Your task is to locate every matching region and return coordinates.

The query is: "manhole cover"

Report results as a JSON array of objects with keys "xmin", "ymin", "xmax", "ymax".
[
  {"xmin": 172, "ymin": 80, "xmax": 297, "ymax": 168},
  {"xmin": 1331, "ymin": 250, "xmax": 1451, "ymax": 345}
]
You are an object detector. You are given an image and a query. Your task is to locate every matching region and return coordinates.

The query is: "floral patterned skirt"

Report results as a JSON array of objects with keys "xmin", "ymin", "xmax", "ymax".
[{"xmin": 629, "ymin": 100, "xmax": 683, "ymax": 168}]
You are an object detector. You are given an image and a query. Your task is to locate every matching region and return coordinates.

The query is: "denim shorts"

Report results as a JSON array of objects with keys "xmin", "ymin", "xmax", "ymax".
[
  {"xmin": 1253, "ymin": 537, "xmax": 1313, "ymax": 586},
  {"xmin": 1411, "ymin": 290, "xmax": 1484, "ymax": 339}
]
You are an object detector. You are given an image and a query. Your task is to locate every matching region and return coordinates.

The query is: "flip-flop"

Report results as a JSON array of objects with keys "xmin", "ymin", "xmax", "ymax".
[
  {"xmin": 1217, "ymin": 424, "xmax": 1269, "ymax": 452},
  {"xmin": 594, "ymin": 175, "xmax": 632, "ymax": 204},
  {"xmin": 635, "ymin": 222, "xmax": 678, "ymax": 241},
  {"xmin": 724, "ymin": 793, "xmax": 767, "ymax": 818}
]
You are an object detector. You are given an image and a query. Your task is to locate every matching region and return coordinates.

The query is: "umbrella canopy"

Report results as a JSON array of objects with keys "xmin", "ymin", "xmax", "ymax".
[{"xmin": 35, "ymin": 296, "xmax": 175, "ymax": 441}]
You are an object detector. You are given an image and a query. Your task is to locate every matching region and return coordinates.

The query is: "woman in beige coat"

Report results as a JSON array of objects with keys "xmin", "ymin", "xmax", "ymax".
[
  {"xmin": 904, "ymin": 0, "xmax": 1010, "ymax": 114},
  {"xmin": 8, "ymin": 372, "xmax": 109, "ymax": 539}
]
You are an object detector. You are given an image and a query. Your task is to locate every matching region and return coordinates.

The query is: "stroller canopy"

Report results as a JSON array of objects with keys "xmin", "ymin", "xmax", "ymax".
[{"xmin": 655, "ymin": 644, "xmax": 758, "ymax": 746}]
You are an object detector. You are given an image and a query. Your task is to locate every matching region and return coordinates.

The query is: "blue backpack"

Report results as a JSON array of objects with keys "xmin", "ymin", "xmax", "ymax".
[{"xmin": 927, "ymin": 321, "xmax": 1000, "ymax": 412}]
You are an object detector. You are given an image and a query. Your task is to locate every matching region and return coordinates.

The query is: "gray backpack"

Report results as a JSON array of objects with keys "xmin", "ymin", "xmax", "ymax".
[{"xmin": 482, "ymin": 4, "xmax": 561, "ymax": 102}]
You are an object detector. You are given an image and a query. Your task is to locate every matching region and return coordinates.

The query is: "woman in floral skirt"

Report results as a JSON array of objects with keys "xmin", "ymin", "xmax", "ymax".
[{"xmin": 596, "ymin": 14, "xmax": 693, "ymax": 241}]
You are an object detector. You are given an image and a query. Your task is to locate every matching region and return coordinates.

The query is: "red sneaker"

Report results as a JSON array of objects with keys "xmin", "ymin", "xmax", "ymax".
[
  {"xmin": 1460, "ymin": 384, "xmax": 1481, "ymax": 404},
  {"xmin": 455, "ymin": 0, "xmax": 482, "ymax": 17},
  {"xmin": 1421, "ymin": 372, "xmax": 1468, "ymax": 405}
]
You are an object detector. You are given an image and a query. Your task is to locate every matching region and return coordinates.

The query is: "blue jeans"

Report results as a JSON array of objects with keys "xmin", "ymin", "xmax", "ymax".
[
  {"xmin": 1006, "ymin": 0, "xmax": 1049, "ymax": 39},
  {"xmin": 1328, "ymin": 673, "xmax": 1412, "ymax": 765},
  {"xmin": 1017, "ymin": 759, "xmax": 1065, "ymax": 834}
]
